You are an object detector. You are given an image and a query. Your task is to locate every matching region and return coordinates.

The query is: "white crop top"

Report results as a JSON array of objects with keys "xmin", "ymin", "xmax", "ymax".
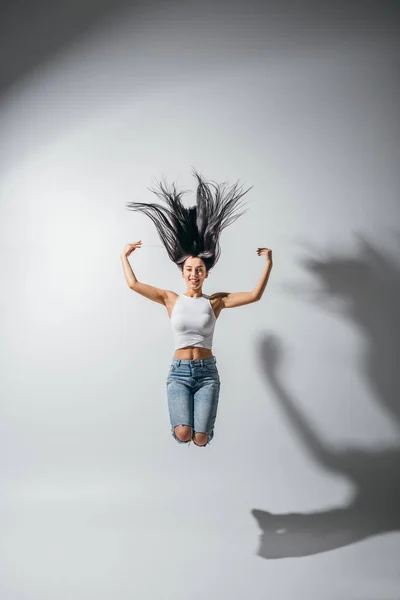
[{"xmin": 170, "ymin": 294, "xmax": 217, "ymax": 350}]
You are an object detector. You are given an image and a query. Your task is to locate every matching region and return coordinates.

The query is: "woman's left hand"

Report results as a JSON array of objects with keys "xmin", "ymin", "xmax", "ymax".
[{"xmin": 257, "ymin": 247, "xmax": 272, "ymax": 262}]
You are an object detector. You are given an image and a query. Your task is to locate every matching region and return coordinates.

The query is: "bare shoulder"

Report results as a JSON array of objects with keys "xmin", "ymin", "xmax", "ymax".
[
  {"xmin": 209, "ymin": 292, "xmax": 229, "ymax": 301},
  {"xmin": 164, "ymin": 290, "xmax": 179, "ymax": 311},
  {"xmin": 208, "ymin": 292, "xmax": 229, "ymax": 318},
  {"xmin": 165, "ymin": 290, "xmax": 179, "ymax": 302}
]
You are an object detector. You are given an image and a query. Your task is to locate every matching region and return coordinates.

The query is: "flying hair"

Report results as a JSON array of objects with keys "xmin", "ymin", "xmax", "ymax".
[{"xmin": 126, "ymin": 169, "xmax": 251, "ymax": 271}]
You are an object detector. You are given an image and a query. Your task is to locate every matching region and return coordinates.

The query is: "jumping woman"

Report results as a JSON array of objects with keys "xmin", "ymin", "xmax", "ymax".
[{"xmin": 121, "ymin": 170, "xmax": 273, "ymax": 447}]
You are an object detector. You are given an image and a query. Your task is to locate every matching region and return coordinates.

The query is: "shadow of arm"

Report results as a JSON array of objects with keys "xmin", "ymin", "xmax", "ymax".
[{"xmin": 269, "ymin": 376, "xmax": 340, "ymax": 472}]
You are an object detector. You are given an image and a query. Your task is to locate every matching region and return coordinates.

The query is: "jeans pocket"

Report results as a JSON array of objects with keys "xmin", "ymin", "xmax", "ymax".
[
  {"xmin": 204, "ymin": 365, "xmax": 219, "ymax": 383},
  {"xmin": 167, "ymin": 365, "xmax": 176, "ymax": 379}
]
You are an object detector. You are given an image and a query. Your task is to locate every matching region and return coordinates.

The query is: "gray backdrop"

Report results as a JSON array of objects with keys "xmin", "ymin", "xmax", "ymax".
[{"xmin": 1, "ymin": 1, "xmax": 399, "ymax": 598}]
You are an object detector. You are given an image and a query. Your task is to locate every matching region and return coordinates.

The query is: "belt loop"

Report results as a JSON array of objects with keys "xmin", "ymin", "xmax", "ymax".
[
  {"xmin": 201, "ymin": 359, "xmax": 204, "ymax": 367},
  {"xmin": 177, "ymin": 359, "xmax": 181, "ymax": 367}
]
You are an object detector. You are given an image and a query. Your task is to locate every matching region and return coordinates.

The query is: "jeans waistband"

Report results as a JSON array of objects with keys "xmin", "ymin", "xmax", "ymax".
[{"xmin": 171, "ymin": 356, "xmax": 216, "ymax": 367}]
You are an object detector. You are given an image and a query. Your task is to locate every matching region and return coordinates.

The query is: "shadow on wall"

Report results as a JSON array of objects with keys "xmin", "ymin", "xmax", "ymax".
[
  {"xmin": 0, "ymin": 0, "xmax": 144, "ymax": 96},
  {"xmin": 251, "ymin": 235, "xmax": 400, "ymax": 559},
  {"xmin": 1, "ymin": 0, "xmax": 399, "ymax": 99}
]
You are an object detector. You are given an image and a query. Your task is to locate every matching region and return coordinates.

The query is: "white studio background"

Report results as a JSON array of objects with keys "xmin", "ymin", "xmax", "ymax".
[{"xmin": 1, "ymin": 1, "xmax": 400, "ymax": 599}]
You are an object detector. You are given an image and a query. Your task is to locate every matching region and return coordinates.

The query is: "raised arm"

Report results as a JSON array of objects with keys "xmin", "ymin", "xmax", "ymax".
[
  {"xmin": 120, "ymin": 241, "xmax": 171, "ymax": 306},
  {"xmin": 212, "ymin": 247, "xmax": 273, "ymax": 309}
]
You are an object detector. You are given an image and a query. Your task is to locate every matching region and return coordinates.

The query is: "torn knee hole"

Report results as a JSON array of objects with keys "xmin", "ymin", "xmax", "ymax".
[
  {"xmin": 174, "ymin": 425, "xmax": 192, "ymax": 442},
  {"xmin": 193, "ymin": 432, "xmax": 209, "ymax": 446}
]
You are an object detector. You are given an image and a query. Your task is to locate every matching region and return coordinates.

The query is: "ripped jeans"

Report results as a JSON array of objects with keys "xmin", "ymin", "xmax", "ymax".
[{"xmin": 166, "ymin": 356, "xmax": 220, "ymax": 446}]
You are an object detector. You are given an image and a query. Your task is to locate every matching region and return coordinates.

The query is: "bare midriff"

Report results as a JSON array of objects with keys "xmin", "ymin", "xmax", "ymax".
[{"xmin": 173, "ymin": 346, "xmax": 213, "ymax": 360}]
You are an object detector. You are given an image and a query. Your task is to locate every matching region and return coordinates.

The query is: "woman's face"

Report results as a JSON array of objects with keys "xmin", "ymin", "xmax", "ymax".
[{"xmin": 182, "ymin": 257, "xmax": 208, "ymax": 290}]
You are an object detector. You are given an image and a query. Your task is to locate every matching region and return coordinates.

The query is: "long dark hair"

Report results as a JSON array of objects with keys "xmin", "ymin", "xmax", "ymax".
[{"xmin": 126, "ymin": 169, "xmax": 251, "ymax": 271}]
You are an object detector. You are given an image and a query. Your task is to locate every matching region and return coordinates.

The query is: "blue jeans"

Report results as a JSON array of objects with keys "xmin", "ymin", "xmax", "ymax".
[{"xmin": 166, "ymin": 356, "xmax": 221, "ymax": 446}]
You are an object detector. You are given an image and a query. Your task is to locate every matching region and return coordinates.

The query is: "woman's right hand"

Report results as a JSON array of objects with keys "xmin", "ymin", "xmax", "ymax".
[{"xmin": 121, "ymin": 241, "xmax": 142, "ymax": 258}]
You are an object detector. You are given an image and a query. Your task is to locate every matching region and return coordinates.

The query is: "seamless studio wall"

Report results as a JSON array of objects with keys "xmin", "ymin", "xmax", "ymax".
[{"xmin": 1, "ymin": 1, "xmax": 399, "ymax": 599}]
